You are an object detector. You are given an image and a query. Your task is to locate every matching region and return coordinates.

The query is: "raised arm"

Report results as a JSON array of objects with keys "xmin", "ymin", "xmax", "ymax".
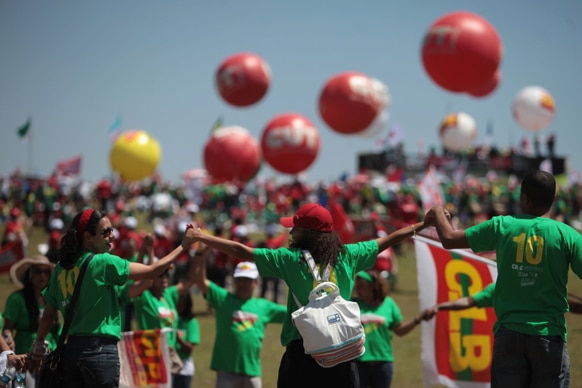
[
  {"xmin": 136, "ymin": 234, "xmax": 155, "ymax": 264},
  {"xmin": 191, "ymin": 228, "xmax": 254, "ymax": 261},
  {"xmin": 376, "ymin": 220, "xmax": 429, "ymax": 253},
  {"xmin": 426, "ymin": 205, "xmax": 469, "ymax": 249},
  {"xmin": 175, "ymin": 247, "xmax": 209, "ymax": 296},
  {"xmin": 129, "ymin": 224, "xmax": 196, "ymax": 280},
  {"xmin": 192, "ymin": 245, "xmax": 210, "ymax": 294}
]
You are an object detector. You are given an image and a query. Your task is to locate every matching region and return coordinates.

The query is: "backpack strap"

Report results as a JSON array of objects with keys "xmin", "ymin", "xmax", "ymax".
[
  {"xmin": 302, "ymin": 250, "xmax": 331, "ymax": 282},
  {"xmin": 293, "ymin": 250, "xmax": 331, "ymax": 308}
]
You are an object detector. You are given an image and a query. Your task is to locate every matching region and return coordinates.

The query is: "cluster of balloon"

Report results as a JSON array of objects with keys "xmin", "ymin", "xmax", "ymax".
[
  {"xmin": 260, "ymin": 113, "xmax": 320, "ymax": 175},
  {"xmin": 438, "ymin": 112, "xmax": 477, "ymax": 152},
  {"xmin": 512, "ymin": 86, "xmax": 556, "ymax": 132},
  {"xmin": 215, "ymin": 52, "xmax": 271, "ymax": 107},
  {"xmin": 203, "ymin": 126, "xmax": 262, "ymax": 182},
  {"xmin": 109, "ymin": 130, "xmax": 161, "ymax": 182},
  {"xmin": 318, "ymin": 71, "xmax": 390, "ymax": 136},
  {"xmin": 421, "ymin": 11, "xmax": 503, "ymax": 97}
]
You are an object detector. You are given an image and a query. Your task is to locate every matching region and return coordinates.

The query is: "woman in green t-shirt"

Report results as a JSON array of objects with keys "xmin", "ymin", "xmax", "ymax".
[
  {"xmin": 4, "ymin": 255, "xmax": 60, "ymax": 388},
  {"xmin": 29, "ymin": 208, "xmax": 198, "ymax": 388}
]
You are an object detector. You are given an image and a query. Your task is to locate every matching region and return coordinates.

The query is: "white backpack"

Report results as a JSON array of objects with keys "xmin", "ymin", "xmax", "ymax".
[{"xmin": 291, "ymin": 250, "xmax": 365, "ymax": 368}]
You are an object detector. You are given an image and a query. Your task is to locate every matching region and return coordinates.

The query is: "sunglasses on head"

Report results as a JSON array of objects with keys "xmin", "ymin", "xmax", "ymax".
[
  {"xmin": 32, "ymin": 267, "xmax": 51, "ymax": 276},
  {"xmin": 100, "ymin": 227, "xmax": 114, "ymax": 237}
]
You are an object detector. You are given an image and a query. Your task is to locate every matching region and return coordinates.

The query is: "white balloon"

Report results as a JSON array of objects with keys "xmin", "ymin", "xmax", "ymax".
[
  {"xmin": 439, "ymin": 112, "xmax": 477, "ymax": 151},
  {"xmin": 512, "ymin": 86, "xmax": 556, "ymax": 132}
]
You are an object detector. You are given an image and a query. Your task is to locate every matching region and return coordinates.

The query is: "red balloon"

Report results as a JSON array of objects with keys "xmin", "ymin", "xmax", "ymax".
[
  {"xmin": 469, "ymin": 69, "xmax": 501, "ymax": 98},
  {"xmin": 318, "ymin": 72, "xmax": 388, "ymax": 135},
  {"xmin": 203, "ymin": 126, "xmax": 262, "ymax": 182},
  {"xmin": 421, "ymin": 11, "xmax": 502, "ymax": 93},
  {"xmin": 261, "ymin": 113, "xmax": 320, "ymax": 175},
  {"xmin": 215, "ymin": 52, "xmax": 271, "ymax": 107}
]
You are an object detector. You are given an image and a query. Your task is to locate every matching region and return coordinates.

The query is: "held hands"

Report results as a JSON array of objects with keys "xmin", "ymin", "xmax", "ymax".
[
  {"xmin": 423, "ymin": 206, "xmax": 452, "ymax": 226},
  {"xmin": 181, "ymin": 224, "xmax": 197, "ymax": 250},
  {"xmin": 142, "ymin": 234, "xmax": 155, "ymax": 250},
  {"xmin": 6, "ymin": 353, "xmax": 27, "ymax": 371}
]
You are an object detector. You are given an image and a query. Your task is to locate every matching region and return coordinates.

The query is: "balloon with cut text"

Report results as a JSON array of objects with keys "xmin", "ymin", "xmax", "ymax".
[
  {"xmin": 215, "ymin": 52, "xmax": 271, "ymax": 107},
  {"xmin": 421, "ymin": 11, "xmax": 502, "ymax": 93},
  {"xmin": 469, "ymin": 69, "xmax": 501, "ymax": 98},
  {"xmin": 439, "ymin": 112, "xmax": 477, "ymax": 152},
  {"xmin": 512, "ymin": 86, "xmax": 556, "ymax": 132},
  {"xmin": 318, "ymin": 72, "xmax": 390, "ymax": 135},
  {"xmin": 260, "ymin": 113, "xmax": 320, "ymax": 175},
  {"xmin": 109, "ymin": 129, "xmax": 161, "ymax": 182},
  {"xmin": 203, "ymin": 126, "xmax": 262, "ymax": 182}
]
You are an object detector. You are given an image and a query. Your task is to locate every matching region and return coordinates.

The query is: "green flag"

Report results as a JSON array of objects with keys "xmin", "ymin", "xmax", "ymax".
[
  {"xmin": 17, "ymin": 119, "xmax": 31, "ymax": 141},
  {"xmin": 211, "ymin": 116, "xmax": 224, "ymax": 133}
]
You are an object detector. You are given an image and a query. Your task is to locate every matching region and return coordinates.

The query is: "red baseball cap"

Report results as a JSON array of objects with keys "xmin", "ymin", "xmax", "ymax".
[{"xmin": 280, "ymin": 203, "xmax": 333, "ymax": 232}]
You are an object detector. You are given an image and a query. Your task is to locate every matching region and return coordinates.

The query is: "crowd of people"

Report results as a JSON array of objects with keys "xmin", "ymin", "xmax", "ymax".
[{"xmin": 0, "ymin": 168, "xmax": 580, "ymax": 387}]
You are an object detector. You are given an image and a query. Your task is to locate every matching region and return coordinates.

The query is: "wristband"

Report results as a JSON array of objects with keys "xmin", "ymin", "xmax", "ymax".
[
  {"xmin": 0, "ymin": 351, "xmax": 14, "ymax": 357},
  {"xmin": 413, "ymin": 317, "xmax": 420, "ymax": 325}
]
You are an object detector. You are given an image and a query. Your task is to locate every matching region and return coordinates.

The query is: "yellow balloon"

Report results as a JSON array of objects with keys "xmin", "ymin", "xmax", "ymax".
[{"xmin": 109, "ymin": 130, "xmax": 161, "ymax": 181}]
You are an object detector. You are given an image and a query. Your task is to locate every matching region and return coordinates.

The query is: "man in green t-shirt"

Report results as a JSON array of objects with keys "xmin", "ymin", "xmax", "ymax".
[
  {"xmin": 193, "ymin": 257, "xmax": 286, "ymax": 388},
  {"xmin": 427, "ymin": 170, "xmax": 582, "ymax": 388}
]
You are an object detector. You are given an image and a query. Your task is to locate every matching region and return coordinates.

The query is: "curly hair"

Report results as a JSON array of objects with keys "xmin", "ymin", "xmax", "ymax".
[
  {"xmin": 360, "ymin": 270, "xmax": 389, "ymax": 307},
  {"xmin": 289, "ymin": 228, "xmax": 346, "ymax": 268},
  {"xmin": 59, "ymin": 209, "xmax": 106, "ymax": 269}
]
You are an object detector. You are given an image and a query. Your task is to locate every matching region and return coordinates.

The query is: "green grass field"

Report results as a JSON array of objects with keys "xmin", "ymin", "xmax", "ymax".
[{"xmin": 3, "ymin": 224, "xmax": 582, "ymax": 387}]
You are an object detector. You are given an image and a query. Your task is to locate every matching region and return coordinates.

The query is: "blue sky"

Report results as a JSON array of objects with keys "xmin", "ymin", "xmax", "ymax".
[{"xmin": 1, "ymin": 1, "xmax": 581, "ymax": 184}]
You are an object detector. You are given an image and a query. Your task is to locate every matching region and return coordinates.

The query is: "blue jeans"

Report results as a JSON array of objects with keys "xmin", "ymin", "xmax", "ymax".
[
  {"xmin": 173, "ymin": 374, "xmax": 192, "ymax": 388},
  {"xmin": 356, "ymin": 360, "xmax": 394, "ymax": 388},
  {"xmin": 492, "ymin": 326, "xmax": 570, "ymax": 388},
  {"xmin": 63, "ymin": 336, "xmax": 120, "ymax": 388}
]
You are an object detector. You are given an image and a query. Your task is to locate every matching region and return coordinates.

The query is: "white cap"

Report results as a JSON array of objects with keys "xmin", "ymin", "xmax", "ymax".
[
  {"xmin": 49, "ymin": 218, "xmax": 64, "ymax": 230},
  {"xmin": 233, "ymin": 261, "xmax": 259, "ymax": 279},
  {"xmin": 233, "ymin": 225, "xmax": 248, "ymax": 238},
  {"xmin": 125, "ymin": 216, "xmax": 138, "ymax": 229}
]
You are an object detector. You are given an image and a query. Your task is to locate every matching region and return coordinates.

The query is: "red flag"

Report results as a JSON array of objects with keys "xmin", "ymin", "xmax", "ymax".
[
  {"xmin": 55, "ymin": 155, "xmax": 82, "ymax": 176},
  {"xmin": 327, "ymin": 198, "xmax": 355, "ymax": 244}
]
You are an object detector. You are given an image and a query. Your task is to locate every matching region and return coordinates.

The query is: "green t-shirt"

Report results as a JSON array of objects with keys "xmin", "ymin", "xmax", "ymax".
[
  {"xmin": 355, "ymin": 296, "xmax": 402, "ymax": 362},
  {"xmin": 3, "ymin": 291, "xmax": 60, "ymax": 353},
  {"xmin": 176, "ymin": 317, "xmax": 200, "ymax": 360},
  {"xmin": 205, "ymin": 281, "xmax": 287, "ymax": 377},
  {"xmin": 473, "ymin": 282, "xmax": 495, "ymax": 308},
  {"xmin": 254, "ymin": 240, "xmax": 378, "ymax": 346},
  {"xmin": 133, "ymin": 286, "xmax": 179, "ymax": 347},
  {"xmin": 466, "ymin": 214, "xmax": 582, "ymax": 340},
  {"xmin": 43, "ymin": 251, "xmax": 130, "ymax": 340}
]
